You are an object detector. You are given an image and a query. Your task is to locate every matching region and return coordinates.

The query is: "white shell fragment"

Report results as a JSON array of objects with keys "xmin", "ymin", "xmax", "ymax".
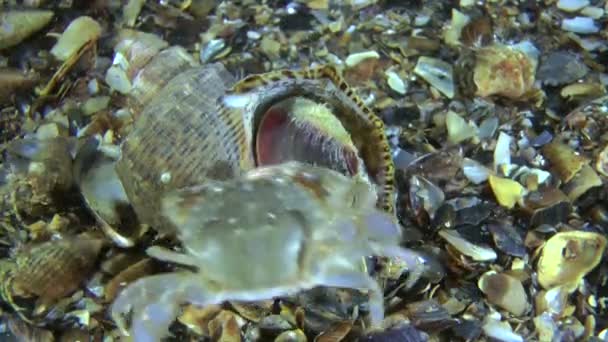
[
  {"xmin": 345, "ymin": 50, "xmax": 380, "ymax": 67},
  {"xmin": 385, "ymin": 70, "xmax": 407, "ymax": 95},
  {"xmin": 414, "ymin": 56, "xmax": 455, "ymax": 99},
  {"xmin": 439, "ymin": 229, "xmax": 497, "ymax": 262},
  {"xmin": 462, "ymin": 158, "xmax": 491, "ymax": 184},
  {"xmin": 561, "ymin": 17, "xmax": 600, "ymax": 34},
  {"xmin": 51, "ymin": 16, "xmax": 102, "ymax": 61},
  {"xmin": 482, "ymin": 318, "xmax": 524, "ymax": 342},
  {"xmin": 494, "ymin": 131, "xmax": 512, "ymax": 171},
  {"xmin": 556, "ymin": 0, "xmax": 590, "ymax": 12}
]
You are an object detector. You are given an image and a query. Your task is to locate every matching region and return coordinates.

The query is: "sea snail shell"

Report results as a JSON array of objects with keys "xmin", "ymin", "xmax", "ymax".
[{"xmin": 116, "ymin": 57, "xmax": 395, "ymax": 235}]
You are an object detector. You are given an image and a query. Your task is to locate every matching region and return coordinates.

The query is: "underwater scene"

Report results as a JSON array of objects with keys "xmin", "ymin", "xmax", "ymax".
[{"xmin": 0, "ymin": 0, "xmax": 607, "ymax": 341}]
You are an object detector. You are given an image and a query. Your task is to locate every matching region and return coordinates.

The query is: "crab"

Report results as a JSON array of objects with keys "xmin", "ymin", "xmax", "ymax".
[{"xmin": 111, "ymin": 162, "xmax": 427, "ymax": 341}]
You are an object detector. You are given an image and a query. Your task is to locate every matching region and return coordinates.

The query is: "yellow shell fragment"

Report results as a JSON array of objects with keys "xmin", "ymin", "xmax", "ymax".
[
  {"xmin": 537, "ymin": 231, "xmax": 607, "ymax": 290},
  {"xmin": 562, "ymin": 164, "xmax": 602, "ymax": 201},
  {"xmin": 50, "ymin": 16, "xmax": 102, "ymax": 61},
  {"xmin": 542, "ymin": 141, "xmax": 588, "ymax": 183},
  {"xmin": 488, "ymin": 174, "xmax": 526, "ymax": 209}
]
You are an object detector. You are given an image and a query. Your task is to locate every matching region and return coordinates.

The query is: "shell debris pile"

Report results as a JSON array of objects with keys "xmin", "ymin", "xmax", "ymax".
[{"xmin": 0, "ymin": 0, "xmax": 607, "ymax": 341}]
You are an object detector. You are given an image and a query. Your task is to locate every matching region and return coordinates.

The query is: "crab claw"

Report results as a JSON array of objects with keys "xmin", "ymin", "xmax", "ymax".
[{"xmin": 110, "ymin": 273, "xmax": 183, "ymax": 342}]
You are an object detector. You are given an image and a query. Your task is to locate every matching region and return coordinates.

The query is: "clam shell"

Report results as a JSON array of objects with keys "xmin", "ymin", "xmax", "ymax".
[{"xmin": 117, "ymin": 62, "xmax": 395, "ymax": 235}]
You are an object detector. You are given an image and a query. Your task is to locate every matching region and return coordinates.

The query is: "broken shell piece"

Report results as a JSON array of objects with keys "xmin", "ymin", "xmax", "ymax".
[
  {"xmin": 0, "ymin": 10, "xmax": 54, "ymax": 50},
  {"xmin": 345, "ymin": 51, "xmax": 380, "ymax": 68},
  {"xmin": 405, "ymin": 299, "xmax": 457, "ymax": 332},
  {"xmin": 177, "ymin": 304, "xmax": 223, "ymax": 337},
  {"xmin": 208, "ymin": 310, "xmax": 245, "ymax": 341},
  {"xmin": 534, "ymin": 312, "xmax": 560, "ymax": 342},
  {"xmin": 521, "ymin": 188, "xmax": 571, "ymax": 227},
  {"xmin": 114, "ymin": 29, "xmax": 169, "ymax": 79},
  {"xmin": 409, "ymin": 175, "xmax": 445, "ymax": 220},
  {"xmin": 596, "ymin": 144, "xmax": 608, "ymax": 177},
  {"xmin": 414, "ymin": 56, "xmax": 455, "ymax": 99},
  {"xmin": 482, "ymin": 318, "xmax": 524, "ymax": 342},
  {"xmin": 74, "ymin": 137, "xmax": 144, "ymax": 247},
  {"xmin": 121, "ymin": 0, "xmax": 145, "ymax": 27},
  {"xmin": 478, "ymin": 271, "xmax": 528, "ymax": 316},
  {"xmin": 443, "ymin": 9, "xmax": 470, "ymax": 47},
  {"xmin": 535, "ymin": 286, "xmax": 570, "ymax": 317},
  {"xmin": 360, "ymin": 323, "xmax": 429, "ymax": 341},
  {"xmin": 488, "ymin": 175, "xmax": 526, "ymax": 209},
  {"xmin": 486, "ymin": 222, "xmax": 526, "ymax": 258},
  {"xmin": 462, "ymin": 158, "xmax": 491, "ymax": 184},
  {"xmin": 50, "ymin": 16, "xmax": 102, "ymax": 61},
  {"xmin": 439, "ymin": 229, "xmax": 497, "ymax": 262},
  {"xmin": 445, "ymin": 111, "xmax": 477, "ymax": 144},
  {"xmin": 494, "ymin": 131, "xmax": 512, "ymax": 171},
  {"xmin": 385, "ymin": 70, "xmax": 407, "ymax": 95},
  {"xmin": 537, "ymin": 51, "xmax": 588, "ymax": 86},
  {"xmin": 275, "ymin": 329, "xmax": 306, "ymax": 342},
  {"xmin": 537, "ymin": 231, "xmax": 607, "ymax": 290},
  {"xmin": 542, "ymin": 141, "xmax": 588, "ymax": 183},
  {"xmin": 562, "ymin": 164, "xmax": 602, "ymax": 201},
  {"xmin": 0, "ymin": 68, "xmax": 40, "ymax": 104},
  {"xmin": 314, "ymin": 321, "xmax": 352, "ymax": 342},
  {"xmin": 560, "ymin": 82, "xmax": 606, "ymax": 100},
  {"xmin": 104, "ymin": 258, "xmax": 155, "ymax": 302},
  {"xmin": 473, "ymin": 43, "xmax": 537, "ymax": 99}
]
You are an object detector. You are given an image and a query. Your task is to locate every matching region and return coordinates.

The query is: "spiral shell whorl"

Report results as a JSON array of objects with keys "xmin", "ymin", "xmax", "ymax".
[{"xmin": 116, "ymin": 63, "xmax": 255, "ymax": 234}]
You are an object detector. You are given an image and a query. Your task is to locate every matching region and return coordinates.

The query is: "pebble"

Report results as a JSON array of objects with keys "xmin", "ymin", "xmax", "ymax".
[
  {"xmin": 561, "ymin": 17, "xmax": 599, "ymax": 34},
  {"xmin": 556, "ymin": 0, "xmax": 590, "ymax": 12}
]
